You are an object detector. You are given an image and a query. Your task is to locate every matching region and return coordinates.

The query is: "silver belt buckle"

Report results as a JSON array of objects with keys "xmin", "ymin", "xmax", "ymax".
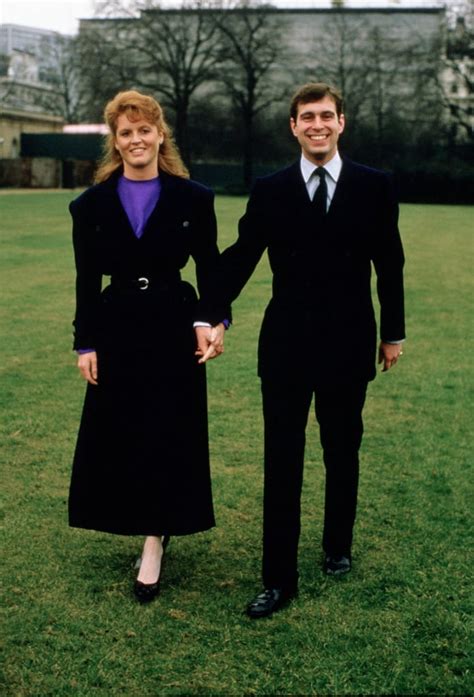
[{"xmin": 138, "ymin": 277, "xmax": 149, "ymax": 290}]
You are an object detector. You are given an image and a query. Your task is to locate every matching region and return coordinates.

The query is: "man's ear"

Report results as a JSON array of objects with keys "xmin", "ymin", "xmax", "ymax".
[{"xmin": 338, "ymin": 113, "xmax": 345, "ymax": 134}]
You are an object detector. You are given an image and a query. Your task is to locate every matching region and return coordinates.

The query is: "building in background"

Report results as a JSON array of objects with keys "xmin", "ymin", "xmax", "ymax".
[
  {"xmin": 0, "ymin": 24, "xmax": 66, "ymax": 167},
  {"xmin": 0, "ymin": 4, "xmax": 472, "ymax": 196},
  {"xmin": 442, "ymin": 13, "xmax": 474, "ymax": 142},
  {"xmin": 0, "ymin": 23, "xmax": 67, "ymax": 82}
]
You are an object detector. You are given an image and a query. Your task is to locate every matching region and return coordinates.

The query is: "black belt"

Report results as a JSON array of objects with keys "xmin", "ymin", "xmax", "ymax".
[{"xmin": 110, "ymin": 273, "xmax": 181, "ymax": 291}]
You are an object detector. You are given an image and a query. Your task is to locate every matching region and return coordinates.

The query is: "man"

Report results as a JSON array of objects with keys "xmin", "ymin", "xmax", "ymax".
[{"xmin": 202, "ymin": 82, "xmax": 405, "ymax": 618}]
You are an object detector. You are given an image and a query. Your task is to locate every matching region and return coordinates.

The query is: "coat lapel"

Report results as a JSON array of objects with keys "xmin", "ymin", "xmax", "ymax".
[
  {"xmin": 142, "ymin": 171, "xmax": 185, "ymax": 235},
  {"xmin": 98, "ymin": 171, "xmax": 135, "ymax": 238},
  {"xmin": 98, "ymin": 170, "xmax": 187, "ymax": 242}
]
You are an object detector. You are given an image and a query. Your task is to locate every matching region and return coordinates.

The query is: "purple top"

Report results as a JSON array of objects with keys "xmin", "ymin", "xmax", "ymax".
[{"xmin": 117, "ymin": 174, "xmax": 161, "ymax": 238}]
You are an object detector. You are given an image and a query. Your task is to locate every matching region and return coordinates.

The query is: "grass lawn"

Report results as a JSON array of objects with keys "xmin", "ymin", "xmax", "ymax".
[{"xmin": 1, "ymin": 190, "xmax": 473, "ymax": 696}]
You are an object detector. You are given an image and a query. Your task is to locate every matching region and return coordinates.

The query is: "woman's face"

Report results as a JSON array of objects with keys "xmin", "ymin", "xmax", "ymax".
[{"xmin": 114, "ymin": 113, "xmax": 164, "ymax": 179}]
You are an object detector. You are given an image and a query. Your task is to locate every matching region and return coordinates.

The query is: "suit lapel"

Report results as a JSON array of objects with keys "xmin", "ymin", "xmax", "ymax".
[
  {"xmin": 328, "ymin": 157, "xmax": 357, "ymax": 214},
  {"xmin": 325, "ymin": 157, "xmax": 360, "ymax": 226},
  {"xmin": 286, "ymin": 161, "xmax": 312, "ymax": 207},
  {"xmin": 283, "ymin": 159, "xmax": 358, "ymax": 214}
]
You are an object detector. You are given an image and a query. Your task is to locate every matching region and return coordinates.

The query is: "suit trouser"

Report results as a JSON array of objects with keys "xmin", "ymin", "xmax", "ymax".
[{"xmin": 260, "ymin": 378, "xmax": 368, "ymax": 590}]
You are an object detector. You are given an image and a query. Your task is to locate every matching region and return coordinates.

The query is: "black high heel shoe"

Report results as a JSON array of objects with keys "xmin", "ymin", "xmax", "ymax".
[{"xmin": 133, "ymin": 536, "xmax": 170, "ymax": 603}]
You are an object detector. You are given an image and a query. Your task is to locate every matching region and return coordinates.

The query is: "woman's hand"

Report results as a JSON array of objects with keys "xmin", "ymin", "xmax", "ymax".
[
  {"xmin": 77, "ymin": 351, "xmax": 98, "ymax": 385},
  {"xmin": 195, "ymin": 324, "xmax": 225, "ymax": 364}
]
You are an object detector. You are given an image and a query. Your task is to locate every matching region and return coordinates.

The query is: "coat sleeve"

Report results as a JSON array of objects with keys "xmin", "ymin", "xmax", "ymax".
[
  {"xmin": 371, "ymin": 174, "xmax": 406, "ymax": 342},
  {"xmin": 71, "ymin": 198, "xmax": 103, "ymax": 350},
  {"xmin": 190, "ymin": 187, "xmax": 232, "ymax": 326},
  {"xmin": 211, "ymin": 179, "xmax": 269, "ymax": 308}
]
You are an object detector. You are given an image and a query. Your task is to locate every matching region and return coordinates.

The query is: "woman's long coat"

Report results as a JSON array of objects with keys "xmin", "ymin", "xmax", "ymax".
[{"xmin": 69, "ymin": 170, "xmax": 227, "ymax": 536}]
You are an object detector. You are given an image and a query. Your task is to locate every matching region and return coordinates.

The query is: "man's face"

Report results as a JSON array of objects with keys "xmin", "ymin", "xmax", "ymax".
[{"xmin": 290, "ymin": 97, "xmax": 345, "ymax": 165}]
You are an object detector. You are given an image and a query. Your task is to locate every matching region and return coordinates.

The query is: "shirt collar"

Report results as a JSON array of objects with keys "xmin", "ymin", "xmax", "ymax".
[{"xmin": 300, "ymin": 151, "xmax": 342, "ymax": 184}]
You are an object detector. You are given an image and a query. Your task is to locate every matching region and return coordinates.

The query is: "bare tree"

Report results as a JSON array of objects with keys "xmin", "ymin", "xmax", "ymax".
[
  {"xmin": 213, "ymin": 1, "xmax": 285, "ymax": 188},
  {"xmin": 71, "ymin": 22, "xmax": 135, "ymax": 122},
  {"xmin": 90, "ymin": 0, "xmax": 222, "ymax": 164},
  {"xmin": 303, "ymin": 13, "xmax": 373, "ymax": 137},
  {"xmin": 365, "ymin": 25, "xmax": 392, "ymax": 153},
  {"xmin": 38, "ymin": 34, "xmax": 84, "ymax": 122}
]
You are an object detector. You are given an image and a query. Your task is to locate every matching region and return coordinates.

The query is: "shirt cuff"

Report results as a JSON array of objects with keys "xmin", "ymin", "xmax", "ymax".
[
  {"xmin": 383, "ymin": 339, "xmax": 405, "ymax": 344},
  {"xmin": 76, "ymin": 348, "xmax": 95, "ymax": 354},
  {"xmin": 194, "ymin": 319, "xmax": 230, "ymax": 330}
]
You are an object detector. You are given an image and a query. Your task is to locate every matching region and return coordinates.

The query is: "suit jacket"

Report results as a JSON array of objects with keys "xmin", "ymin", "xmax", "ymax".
[
  {"xmin": 217, "ymin": 157, "xmax": 405, "ymax": 384},
  {"xmin": 70, "ymin": 169, "xmax": 228, "ymax": 350}
]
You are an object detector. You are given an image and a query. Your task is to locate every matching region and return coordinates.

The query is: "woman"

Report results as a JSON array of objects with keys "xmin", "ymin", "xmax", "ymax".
[{"xmin": 69, "ymin": 90, "xmax": 227, "ymax": 602}]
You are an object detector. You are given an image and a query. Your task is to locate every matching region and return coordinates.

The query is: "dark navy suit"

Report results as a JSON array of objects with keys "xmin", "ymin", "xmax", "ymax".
[{"xmin": 217, "ymin": 158, "xmax": 405, "ymax": 588}]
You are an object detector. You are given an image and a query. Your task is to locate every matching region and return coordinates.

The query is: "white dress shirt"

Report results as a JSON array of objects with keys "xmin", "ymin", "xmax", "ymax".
[{"xmin": 300, "ymin": 151, "xmax": 342, "ymax": 209}]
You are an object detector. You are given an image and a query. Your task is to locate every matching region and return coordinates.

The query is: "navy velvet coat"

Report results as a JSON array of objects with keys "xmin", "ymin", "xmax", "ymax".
[{"xmin": 69, "ymin": 170, "xmax": 226, "ymax": 536}]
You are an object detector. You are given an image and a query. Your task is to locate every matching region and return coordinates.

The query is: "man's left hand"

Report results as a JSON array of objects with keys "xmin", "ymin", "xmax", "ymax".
[{"xmin": 378, "ymin": 341, "xmax": 404, "ymax": 372}]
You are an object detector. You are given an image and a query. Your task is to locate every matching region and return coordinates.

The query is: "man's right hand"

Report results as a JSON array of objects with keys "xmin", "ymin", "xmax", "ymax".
[
  {"xmin": 77, "ymin": 351, "xmax": 98, "ymax": 385},
  {"xmin": 195, "ymin": 324, "xmax": 225, "ymax": 364}
]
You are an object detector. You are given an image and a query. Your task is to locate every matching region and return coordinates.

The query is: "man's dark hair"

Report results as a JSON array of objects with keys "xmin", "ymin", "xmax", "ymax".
[{"xmin": 290, "ymin": 82, "xmax": 344, "ymax": 120}]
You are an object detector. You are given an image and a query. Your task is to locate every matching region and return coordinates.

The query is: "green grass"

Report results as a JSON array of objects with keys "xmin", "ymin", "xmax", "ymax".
[{"xmin": 1, "ymin": 190, "xmax": 473, "ymax": 696}]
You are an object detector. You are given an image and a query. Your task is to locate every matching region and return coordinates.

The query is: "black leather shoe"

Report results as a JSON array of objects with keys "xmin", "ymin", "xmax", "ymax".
[
  {"xmin": 324, "ymin": 554, "xmax": 351, "ymax": 576},
  {"xmin": 246, "ymin": 587, "xmax": 296, "ymax": 619},
  {"xmin": 133, "ymin": 577, "xmax": 161, "ymax": 603},
  {"xmin": 133, "ymin": 536, "xmax": 170, "ymax": 603}
]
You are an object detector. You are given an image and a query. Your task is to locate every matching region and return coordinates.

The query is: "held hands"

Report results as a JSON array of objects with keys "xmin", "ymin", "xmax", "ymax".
[
  {"xmin": 378, "ymin": 341, "xmax": 404, "ymax": 372},
  {"xmin": 195, "ymin": 324, "xmax": 225, "ymax": 364},
  {"xmin": 77, "ymin": 351, "xmax": 98, "ymax": 385},
  {"xmin": 76, "ymin": 325, "xmax": 224, "ymax": 382}
]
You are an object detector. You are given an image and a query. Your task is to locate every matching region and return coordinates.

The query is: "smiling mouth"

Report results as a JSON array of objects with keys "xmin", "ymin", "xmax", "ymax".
[{"xmin": 309, "ymin": 135, "xmax": 328, "ymax": 142}]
